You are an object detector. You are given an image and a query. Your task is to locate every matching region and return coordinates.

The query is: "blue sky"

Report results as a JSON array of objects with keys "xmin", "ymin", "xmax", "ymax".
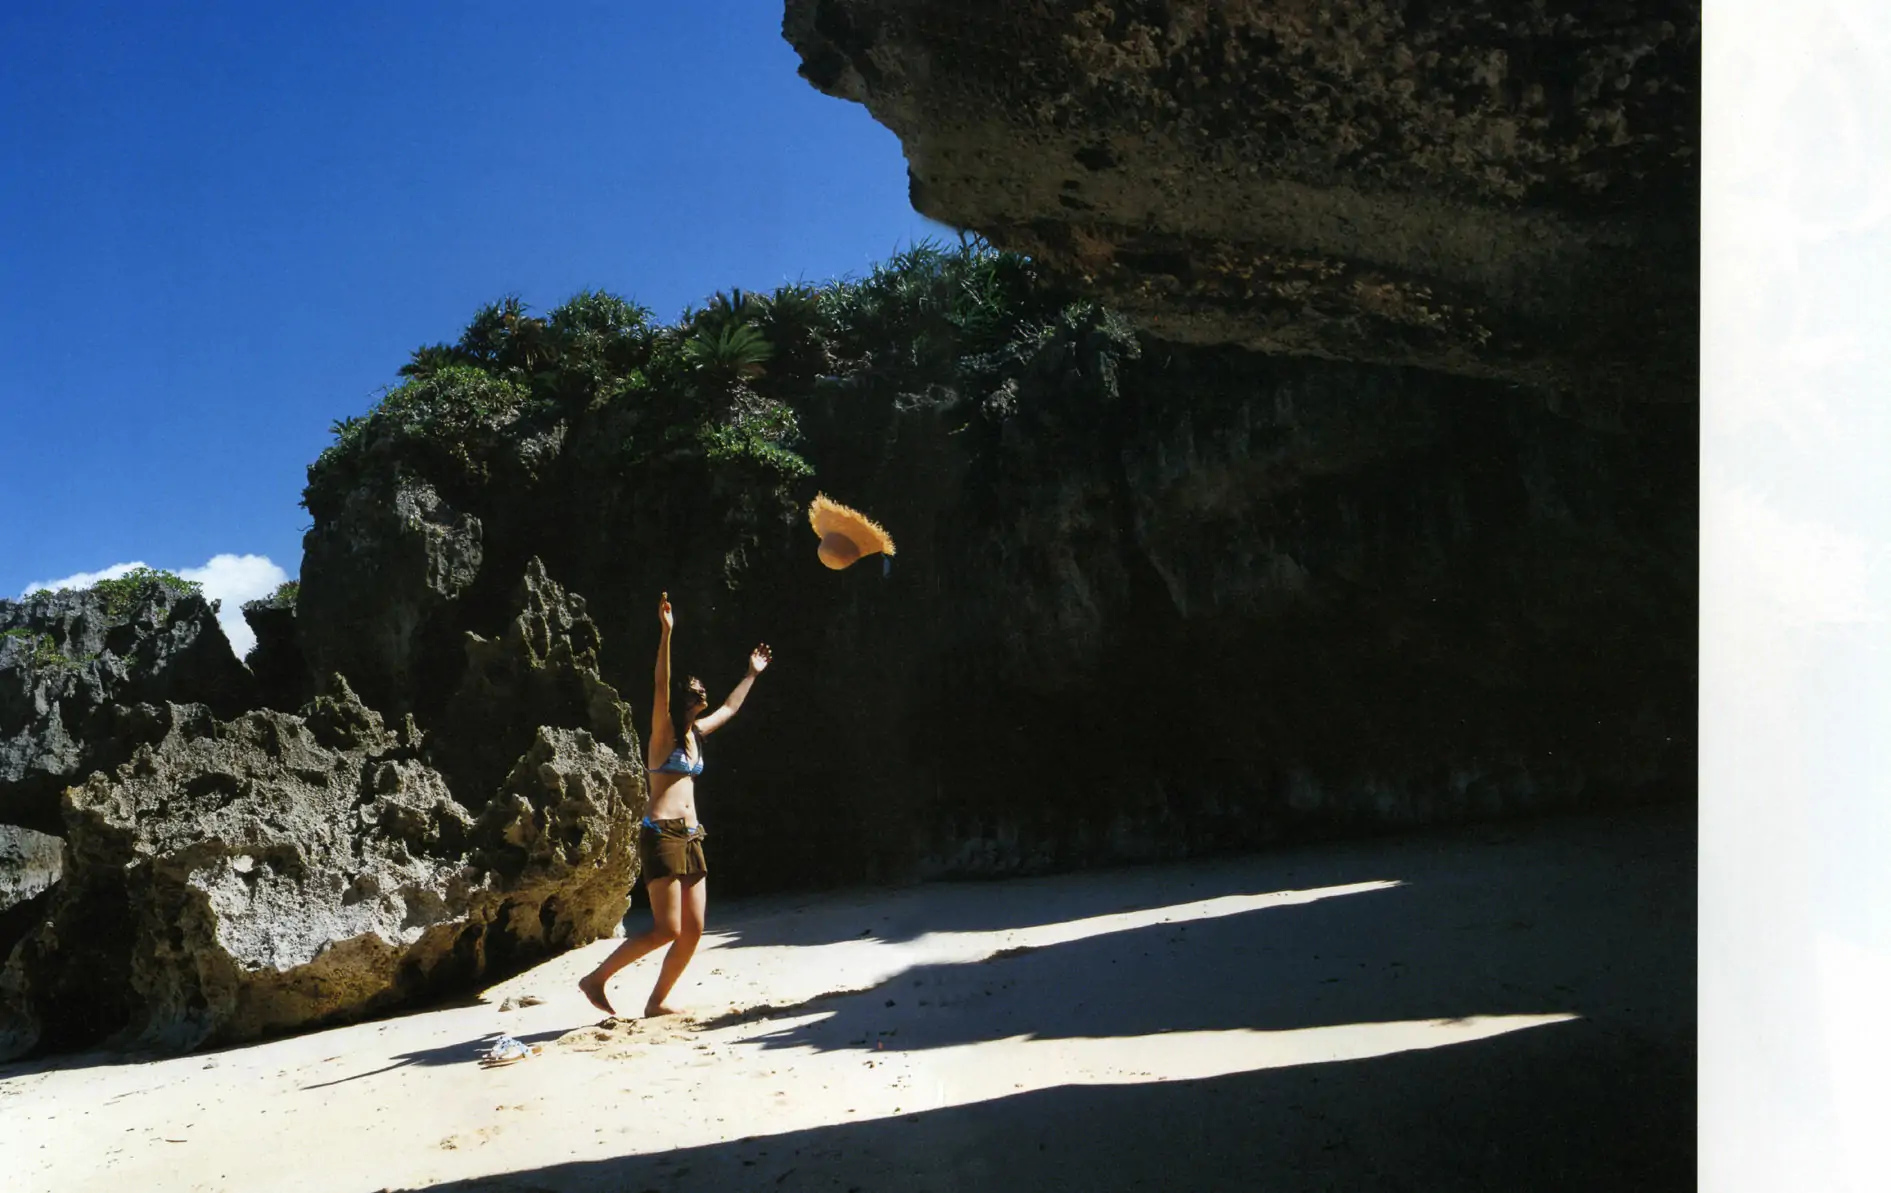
[{"xmin": 0, "ymin": 2, "xmax": 947, "ymax": 647}]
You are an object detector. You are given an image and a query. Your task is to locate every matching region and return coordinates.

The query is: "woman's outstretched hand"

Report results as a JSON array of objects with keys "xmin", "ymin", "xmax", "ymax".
[
  {"xmin": 659, "ymin": 592, "xmax": 674, "ymax": 632},
  {"xmin": 749, "ymin": 643, "xmax": 773, "ymax": 675}
]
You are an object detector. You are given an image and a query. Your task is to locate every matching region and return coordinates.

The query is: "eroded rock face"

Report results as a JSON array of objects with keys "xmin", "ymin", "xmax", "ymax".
[
  {"xmin": 429, "ymin": 559, "xmax": 639, "ymax": 810},
  {"xmin": 783, "ymin": 0, "xmax": 1699, "ymax": 399},
  {"xmin": 0, "ymin": 585, "xmax": 254, "ymax": 834},
  {"xmin": 0, "ymin": 565, "xmax": 644, "ymax": 1060},
  {"xmin": 297, "ymin": 476, "xmax": 485, "ymax": 718},
  {"xmin": 0, "ymin": 825, "xmax": 62, "ymax": 916},
  {"xmin": 241, "ymin": 589, "xmax": 312, "ymax": 712}
]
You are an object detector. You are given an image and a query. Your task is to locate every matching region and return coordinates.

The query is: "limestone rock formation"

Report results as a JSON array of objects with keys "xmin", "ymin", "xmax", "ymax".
[
  {"xmin": 0, "ymin": 564, "xmax": 643, "ymax": 1060},
  {"xmin": 297, "ymin": 476, "xmax": 485, "ymax": 718},
  {"xmin": 783, "ymin": 0, "xmax": 1699, "ymax": 400},
  {"xmin": 241, "ymin": 588, "xmax": 312, "ymax": 712},
  {"xmin": 428, "ymin": 559, "xmax": 639, "ymax": 808},
  {"xmin": 0, "ymin": 825, "xmax": 62, "ymax": 916},
  {"xmin": 0, "ymin": 584, "xmax": 254, "ymax": 834}
]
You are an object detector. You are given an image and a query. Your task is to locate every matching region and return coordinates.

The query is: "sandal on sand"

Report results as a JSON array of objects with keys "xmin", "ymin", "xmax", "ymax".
[{"xmin": 478, "ymin": 1035, "xmax": 541, "ymax": 1066}]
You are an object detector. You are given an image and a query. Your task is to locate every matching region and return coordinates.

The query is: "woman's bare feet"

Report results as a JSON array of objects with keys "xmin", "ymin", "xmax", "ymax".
[
  {"xmin": 644, "ymin": 1001, "xmax": 682, "ymax": 1019},
  {"xmin": 578, "ymin": 972, "xmax": 614, "ymax": 1015}
]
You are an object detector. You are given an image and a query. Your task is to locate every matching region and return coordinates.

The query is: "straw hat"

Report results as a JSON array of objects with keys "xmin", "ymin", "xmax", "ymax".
[{"xmin": 808, "ymin": 493, "xmax": 896, "ymax": 571}]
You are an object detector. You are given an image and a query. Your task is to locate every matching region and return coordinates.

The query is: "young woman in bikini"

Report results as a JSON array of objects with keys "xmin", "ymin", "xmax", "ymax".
[{"xmin": 577, "ymin": 591, "xmax": 771, "ymax": 1018}]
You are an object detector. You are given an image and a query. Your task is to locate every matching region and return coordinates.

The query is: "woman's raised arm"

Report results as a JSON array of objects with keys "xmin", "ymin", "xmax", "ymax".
[
  {"xmin": 650, "ymin": 593, "xmax": 675, "ymax": 763},
  {"xmin": 696, "ymin": 644, "xmax": 771, "ymax": 736}
]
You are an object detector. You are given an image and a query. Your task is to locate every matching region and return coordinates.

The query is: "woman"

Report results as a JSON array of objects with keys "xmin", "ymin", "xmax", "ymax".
[{"xmin": 578, "ymin": 591, "xmax": 771, "ymax": 1018}]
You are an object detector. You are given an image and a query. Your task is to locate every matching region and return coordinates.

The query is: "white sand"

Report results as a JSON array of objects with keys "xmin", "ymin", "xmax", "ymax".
[{"xmin": 0, "ymin": 806, "xmax": 1693, "ymax": 1192}]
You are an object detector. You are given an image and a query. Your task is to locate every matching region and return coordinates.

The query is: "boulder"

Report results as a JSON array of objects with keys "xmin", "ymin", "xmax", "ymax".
[{"xmin": 0, "ymin": 564, "xmax": 643, "ymax": 1060}]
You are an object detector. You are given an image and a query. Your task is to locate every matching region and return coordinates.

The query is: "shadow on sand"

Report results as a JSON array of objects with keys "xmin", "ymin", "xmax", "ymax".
[
  {"xmin": 297, "ymin": 1028, "xmax": 569, "ymax": 1090},
  {"xmin": 395, "ymin": 805, "xmax": 1694, "ymax": 1192},
  {"xmin": 702, "ymin": 805, "xmax": 1686, "ymax": 952}
]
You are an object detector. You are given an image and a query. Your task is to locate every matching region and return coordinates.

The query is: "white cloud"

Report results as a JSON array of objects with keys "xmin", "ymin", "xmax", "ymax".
[
  {"xmin": 177, "ymin": 555, "xmax": 291, "ymax": 657},
  {"xmin": 21, "ymin": 554, "xmax": 291, "ymax": 660},
  {"xmin": 23, "ymin": 561, "xmax": 149, "ymax": 595}
]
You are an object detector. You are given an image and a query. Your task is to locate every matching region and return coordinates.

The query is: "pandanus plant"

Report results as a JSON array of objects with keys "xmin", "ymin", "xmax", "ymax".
[{"xmin": 457, "ymin": 295, "xmax": 557, "ymax": 377}]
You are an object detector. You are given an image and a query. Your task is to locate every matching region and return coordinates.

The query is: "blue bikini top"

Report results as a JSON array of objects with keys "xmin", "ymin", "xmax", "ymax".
[{"xmin": 653, "ymin": 730, "xmax": 704, "ymax": 777}]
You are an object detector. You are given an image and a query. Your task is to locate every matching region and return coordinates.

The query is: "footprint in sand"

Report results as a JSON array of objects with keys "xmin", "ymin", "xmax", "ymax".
[{"xmin": 556, "ymin": 1014, "xmax": 699, "ymax": 1055}]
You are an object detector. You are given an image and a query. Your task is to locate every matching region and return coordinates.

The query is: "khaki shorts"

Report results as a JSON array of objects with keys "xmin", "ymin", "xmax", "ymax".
[{"xmin": 639, "ymin": 817, "xmax": 707, "ymax": 881}]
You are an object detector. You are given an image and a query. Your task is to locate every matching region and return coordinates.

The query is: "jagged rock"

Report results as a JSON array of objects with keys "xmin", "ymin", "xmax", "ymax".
[
  {"xmin": 0, "ymin": 585, "xmax": 644, "ymax": 1060},
  {"xmin": 429, "ymin": 559, "xmax": 638, "ymax": 809},
  {"xmin": 297, "ymin": 476, "xmax": 485, "ymax": 718},
  {"xmin": 473, "ymin": 725, "xmax": 640, "ymax": 937},
  {"xmin": 0, "ymin": 825, "xmax": 61, "ymax": 915},
  {"xmin": 241, "ymin": 589, "xmax": 312, "ymax": 711},
  {"xmin": 0, "ymin": 584, "xmax": 254, "ymax": 834},
  {"xmin": 783, "ymin": 0, "xmax": 1699, "ymax": 400}
]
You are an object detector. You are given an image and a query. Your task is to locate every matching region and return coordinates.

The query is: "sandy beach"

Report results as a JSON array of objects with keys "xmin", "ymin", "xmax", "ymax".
[{"xmin": 0, "ymin": 804, "xmax": 1692, "ymax": 1192}]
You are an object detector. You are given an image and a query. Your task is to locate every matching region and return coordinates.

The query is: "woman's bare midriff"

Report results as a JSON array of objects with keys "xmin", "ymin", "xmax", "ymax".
[{"xmin": 644, "ymin": 771, "xmax": 699, "ymax": 825}]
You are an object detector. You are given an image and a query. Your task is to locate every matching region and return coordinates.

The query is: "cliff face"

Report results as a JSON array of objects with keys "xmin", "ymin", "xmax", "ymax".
[
  {"xmin": 289, "ymin": 331, "xmax": 1693, "ymax": 895},
  {"xmin": 783, "ymin": 0, "xmax": 1698, "ymax": 402}
]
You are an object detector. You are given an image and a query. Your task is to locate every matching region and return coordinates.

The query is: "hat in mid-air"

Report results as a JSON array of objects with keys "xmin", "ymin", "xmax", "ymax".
[{"xmin": 809, "ymin": 493, "xmax": 896, "ymax": 571}]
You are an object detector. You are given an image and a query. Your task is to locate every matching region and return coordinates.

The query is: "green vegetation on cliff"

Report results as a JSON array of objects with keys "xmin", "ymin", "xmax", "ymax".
[
  {"xmin": 90, "ymin": 568, "xmax": 203, "ymax": 616},
  {"xmin": 302, "ymin": 241, "xmax": 1115, "ymax": 521},
  {"xmin": 0, "ymin": 628, "xmax": 91, "ymax": 669}
]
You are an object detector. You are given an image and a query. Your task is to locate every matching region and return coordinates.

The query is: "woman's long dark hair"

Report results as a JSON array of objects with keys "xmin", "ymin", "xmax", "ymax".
[{"xmin": 669, "ymin": 675, "xmax": 706, "ymax": 757}]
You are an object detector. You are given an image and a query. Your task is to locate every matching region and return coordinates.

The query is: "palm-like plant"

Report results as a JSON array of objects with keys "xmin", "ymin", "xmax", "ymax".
[
  {"xmin": 679, "ymin": 321, "xmax": 772, "ymax": 425},
  {"xmin": 398, "ymin": 343, "xmax": 469, "ymax": 379},
  {"xmin": 458, "ymin": 296, "xmax": 556, "ymax": 376},
  {"xmin": 683, "ymin": 322, "xmax": 773, "ymax": 382},
  {"xmin": 749, "ymin": 283, "xmax": 830, "ymax": 388}
]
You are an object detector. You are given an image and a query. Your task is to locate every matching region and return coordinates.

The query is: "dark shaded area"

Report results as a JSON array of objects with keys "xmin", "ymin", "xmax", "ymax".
[
  {"xmin": 708, "ymin": 806, "xmax": 1691, "ymax": 1053},
  {"xmin": 242, "ymin": 592, "xmax": 312, "ymax": 711},
  {"xmin": 400, "ymin": 806, "xmax": 1694, "ymax": 1192},
  {"xmin": 403, "ymin": 1027, "xmax": 1691, "ymax": 1192},
  {"xmin": 293, "ymin": 339, "xmax": 1695, "ymax": 900},
  {"xmin": 705, "ymin": 799, "xmax": 1680, "ymax": 943}
]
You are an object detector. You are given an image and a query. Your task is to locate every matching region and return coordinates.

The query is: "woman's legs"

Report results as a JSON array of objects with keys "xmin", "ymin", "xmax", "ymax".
[
  {"xmin": 577, "ymin": 876, "xmax": 684, "ymax": 1015},
  {"xmin": 644, "ymin": 875, "xmax": 707, "ymax": 1017}
]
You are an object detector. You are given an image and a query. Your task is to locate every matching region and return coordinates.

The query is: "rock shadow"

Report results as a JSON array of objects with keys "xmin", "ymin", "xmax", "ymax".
[{"xmin": 396, "ymin": 1015, "xmax": 1691, "ymax": 1191}]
